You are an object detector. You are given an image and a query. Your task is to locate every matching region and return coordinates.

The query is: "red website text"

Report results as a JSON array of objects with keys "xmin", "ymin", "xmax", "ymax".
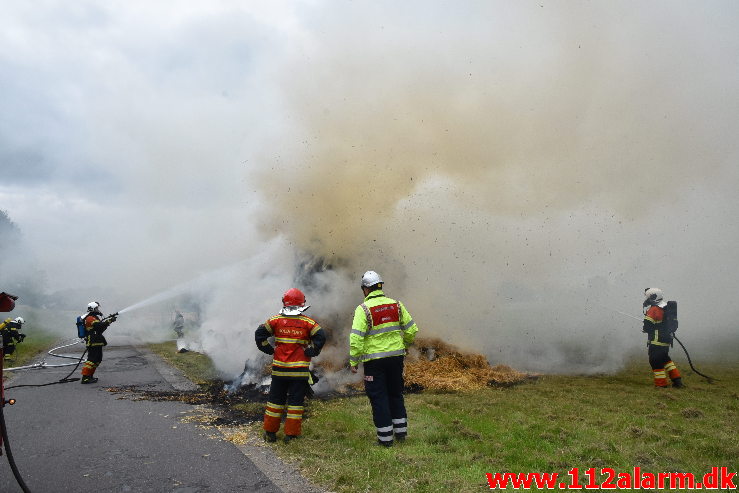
[{"xmin": 486, "ymin": 466, "xmax": 736, "ymax": 490}]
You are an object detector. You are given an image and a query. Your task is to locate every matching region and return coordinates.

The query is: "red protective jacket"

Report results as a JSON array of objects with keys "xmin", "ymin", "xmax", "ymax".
[
  {"xmin": 643, "ymin": 305, "xmax": 671, "ymax": 346},
  {"xmin": 255, "ymin": 314, "xmax": 326, "ymax": 378}
]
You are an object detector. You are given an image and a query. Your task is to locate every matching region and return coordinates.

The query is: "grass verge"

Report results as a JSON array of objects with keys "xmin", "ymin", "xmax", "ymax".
[
  {"xmin": 151, "ymin": 349, "xmax": 739, "ymax": 493},
  {"xmin": 270, "ymin": 361, "xmax": 738, "ymax": 492},
  {"xmin": 147, "ymin": 340, "xmax": 221, "ymax": 384},
  {"xmin": 1, "ymin": 331, "xmax": 58, "ymax": 372}
]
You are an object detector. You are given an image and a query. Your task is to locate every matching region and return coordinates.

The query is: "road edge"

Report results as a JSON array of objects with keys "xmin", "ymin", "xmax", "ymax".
[{"xmin": 135, "ymin": 345, "xmax": 328, "ymax": 493}]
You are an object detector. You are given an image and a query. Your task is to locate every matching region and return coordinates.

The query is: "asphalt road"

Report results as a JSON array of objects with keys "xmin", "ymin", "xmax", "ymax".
[{"xmin": 0, "ymin": 343, "xmax": 281, "ymax": 493}]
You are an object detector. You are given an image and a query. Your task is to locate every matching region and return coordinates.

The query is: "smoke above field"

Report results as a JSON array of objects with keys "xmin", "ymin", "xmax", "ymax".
[{"xmin": 1, "ymin": 2, "xmax": 738, "ymax": 376}]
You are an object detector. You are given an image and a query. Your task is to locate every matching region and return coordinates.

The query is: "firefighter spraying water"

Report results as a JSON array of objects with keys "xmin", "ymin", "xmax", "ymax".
[{"xmin": 78, "ymin": 302, "xmax": 119, "ymax": 384}]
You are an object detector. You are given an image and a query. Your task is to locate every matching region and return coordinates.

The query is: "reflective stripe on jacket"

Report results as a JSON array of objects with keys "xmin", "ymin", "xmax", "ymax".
[
  {"xmin": 643, "ymin": 305, "xmax": 671, "ymax": 346},
  {"xmin": 1, "ymin": 320, "xmax": 23, "ymax": 347},
  {"xmin": 84, "ymin": 314, "xmax": 108, "ymax": 347},
  {"xmin": 349, "ymin": 290, "xmax": 418, "ymax": 366},
  {"xmin": 264, "ymin": 314, "xmax": 324, "ymax": 377}
]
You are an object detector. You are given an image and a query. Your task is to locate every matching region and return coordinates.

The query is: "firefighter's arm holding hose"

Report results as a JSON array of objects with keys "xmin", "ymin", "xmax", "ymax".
[
  {"xmin": 92, "ymin": 313, "xmax": 118, "ymax": 334},
  {"xmin": 88, "ymin": 313, "xmax": 118, "ymax": 335}
]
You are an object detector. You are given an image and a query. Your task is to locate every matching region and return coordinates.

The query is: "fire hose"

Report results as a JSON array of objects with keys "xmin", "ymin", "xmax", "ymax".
[
  {"xmin": 0, "ymin": 402, "xmax": 32, "ymax": 492},
  {"xmin": 4, "ymin": 339, "xmax": 88, "ymax": 389},
  {"xmin": 2, "ymin": 339, "xmax": 90, "ymax": 492},
  {"xmin": 597, "ymin": 303, "xmax": 717, "ymax": 383},
  {"xmin": 1, "ymin": 349, "xmax": 32, "ymax": 493},
  {"xmin": 673, "ymin": 335, "xmax": 716, "ymax": 383}
]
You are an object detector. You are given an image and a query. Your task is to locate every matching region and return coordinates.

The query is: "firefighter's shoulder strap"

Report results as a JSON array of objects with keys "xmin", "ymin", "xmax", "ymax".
[{"xmin": 664, "ymin": 301, "xmax": 678, "ymax": 332}]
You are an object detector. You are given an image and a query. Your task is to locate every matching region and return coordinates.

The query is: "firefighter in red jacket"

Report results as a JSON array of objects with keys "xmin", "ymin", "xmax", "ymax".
[
  {"xmin": 642, "ymin": 288, "xmax": 683, "ymax": 388},
  {"xmin": 80, "ymin": 301, "xmax": 117, "ymax": 384},
  {"xmin": 255, "ymin": 288, "xmax": 326, "ymax": 443}
]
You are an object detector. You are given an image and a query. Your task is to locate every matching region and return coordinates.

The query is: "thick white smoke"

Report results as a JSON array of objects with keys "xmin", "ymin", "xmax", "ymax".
[{"xmin": 1, "ymin": 2, "xmax": 738, "ymax": 377}]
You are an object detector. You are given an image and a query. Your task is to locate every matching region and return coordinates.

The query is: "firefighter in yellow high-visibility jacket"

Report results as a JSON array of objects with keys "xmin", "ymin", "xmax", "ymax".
[
  {"xmin": 1, "ymin": 317, "xmax": 26, "ymax": 359},
  {"xmin": 350, "ymin": 271, "xmax": 418, "ymax": 447}
]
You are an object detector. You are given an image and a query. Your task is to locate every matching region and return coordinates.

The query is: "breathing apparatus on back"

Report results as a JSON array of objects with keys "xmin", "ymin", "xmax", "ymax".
[{"xmin": 643, "ymin": 287, "xmax": 715, "ymax": 382}]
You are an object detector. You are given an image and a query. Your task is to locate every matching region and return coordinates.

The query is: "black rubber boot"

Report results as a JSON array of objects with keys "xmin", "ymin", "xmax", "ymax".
[
  {"xmin": 284, "ymin": 435, "xmax": 299, "ymax": 443},
  {"xmin": 672, "ymin": 378, "xmax": 685, "ymax": 388},
  {"xmin": 264, "ymin": 431, "xmax": 277, "ymax": 443},
  {"xmin": 81, "ymin": 376, "xmax": 98, "ymax": 384}
]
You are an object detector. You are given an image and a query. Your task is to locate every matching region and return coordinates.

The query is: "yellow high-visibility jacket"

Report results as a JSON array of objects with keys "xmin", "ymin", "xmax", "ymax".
[{"xmin": 349, "ymin": 290, "xmax": 418, "ymax": 367}]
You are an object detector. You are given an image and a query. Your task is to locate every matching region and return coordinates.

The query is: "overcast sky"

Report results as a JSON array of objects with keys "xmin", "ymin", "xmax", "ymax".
[{"xmin": 1, "ymin": 1, "xmax": 738, "ymax": 373}]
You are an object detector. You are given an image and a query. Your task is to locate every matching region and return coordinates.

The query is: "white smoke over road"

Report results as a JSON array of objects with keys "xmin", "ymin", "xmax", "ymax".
[{"xmin": 1, "ymin": 1, "xmax": 738, "ymax": 376}]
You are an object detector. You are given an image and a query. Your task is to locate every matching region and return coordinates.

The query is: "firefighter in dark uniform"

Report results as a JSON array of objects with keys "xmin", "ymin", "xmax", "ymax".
[
  {"xmin": 0, "ymin": 317, "xmax": 27, "ymax": 359},
  {"xmin": 255, "ymin": 288, "xmax": 326, "ymax": 443},
  {"xmin": 642, "ymin": 288, "xmax": 683, "ymax": 388},
  {"xmin": 350, "ymin": 271, "xmax": 419, "ymax": 447},
  {"xmin": 80, "ymin": 301, "xmax": 117, "ymax": 384}
]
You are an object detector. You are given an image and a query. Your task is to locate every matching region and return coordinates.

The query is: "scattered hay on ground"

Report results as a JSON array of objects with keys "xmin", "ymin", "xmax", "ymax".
[{"xmin": 404, "ymin": 337, "xmax": 534, "ymax": 391}]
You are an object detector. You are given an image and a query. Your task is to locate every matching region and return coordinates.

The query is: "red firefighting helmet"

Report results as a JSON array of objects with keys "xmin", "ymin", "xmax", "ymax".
[{"xmin": 282, "ymin": 288, "xmax": 306, "ymax": 307}]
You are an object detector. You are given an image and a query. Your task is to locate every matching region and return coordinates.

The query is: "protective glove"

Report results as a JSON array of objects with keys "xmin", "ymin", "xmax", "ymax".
[
  {"xmin": 258, "ymin": 343, "xmax": 274, "ymax": 355},
  {"xmin": 304, "ymin": 346, "xmax": 319, "ymax": 358},
  {"xmin": 19, "ymin": 333, "xmax": 26, "ymax": 342}
]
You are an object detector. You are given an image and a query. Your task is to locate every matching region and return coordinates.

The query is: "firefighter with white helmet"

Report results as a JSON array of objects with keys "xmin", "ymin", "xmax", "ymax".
[
  {"xmin": 350, "ymin": 270, "xmax": 419, "ymax": 447},
  {"xmin": 255, "ymin": 288, "xmax": 326, "ymax": 442},
  {"xmin": 80, "ymin": 301, "xmax": 117, "ymax": 384},
  {"xmin": 0, "ymin": 316, "xmax": 27, "ymax": 359},
  {"xmin": 642, "ymin": 288, "xmax": 683, "ymax": 388}
]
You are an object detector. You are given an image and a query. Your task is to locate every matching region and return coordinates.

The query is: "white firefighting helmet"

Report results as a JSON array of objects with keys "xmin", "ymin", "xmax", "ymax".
[
  {"xmin": 643, "ymin": 288, "xmax": 667, "ymax": 308},
  {"xmin": 361, "ymin": 270, "xmax": 383, "ymax": 288},
  {"xmin": 14, "ymin": 317, "xmax": 24, "ymax": 325},
  {"xmin": 87, "ymin": 301, "xmax": 100, "ymax": 312}
]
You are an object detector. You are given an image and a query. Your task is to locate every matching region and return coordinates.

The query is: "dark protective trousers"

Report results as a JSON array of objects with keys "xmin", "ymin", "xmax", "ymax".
[
  {"xmin": 263, "ymin": 376, "xmax": 309, "ymax": 436},
  {"xmin": 648, "ymin": 344, "xmax": 681, "ymax": 387},
  {"xmin": 82, "ymin": 345, "xmax": 103, "ymax": 378},
  {"xmin": 363, "ymin": 355, "xmax": 408, "ymax": 444}
]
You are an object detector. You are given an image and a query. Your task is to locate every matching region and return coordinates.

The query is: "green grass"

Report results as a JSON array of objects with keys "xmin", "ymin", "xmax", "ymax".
[
  {"xmin": 255, "ymin": 361, "xmax": 738, "ymax": 493},
  {"xmin": 147, "ymin": 348, "xmax": 739, "ymax": 492},
  {"xmin": 1, "ymin": 330, "xmax": 58, "ymax": 371},
  {"xmin": 147, "ymin": 341, "xmax": 221, "ymax": 384}
]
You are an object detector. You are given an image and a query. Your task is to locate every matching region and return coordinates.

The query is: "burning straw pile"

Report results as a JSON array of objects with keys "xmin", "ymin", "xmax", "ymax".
[{"xmin": 404, "ymin": 337, "xmax": 533, "ymax": 391}]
